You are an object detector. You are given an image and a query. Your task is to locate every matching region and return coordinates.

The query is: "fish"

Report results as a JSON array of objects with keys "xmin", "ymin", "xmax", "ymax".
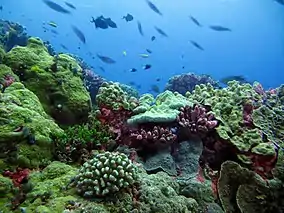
[
  {"xmin": 151, "ymin": 36, "xmax": 156, "ymax": 41},
  {"xmin": 42, "ymin": 0, "xmax": 71, "ymax": 14},
  {"xmin": 48, "ymin": 21, "xmax": 57, "ymax": 28},
  {"xmin": 156, "ymin": 78, "xmax": 161, "ymax": 81},
  {"xmin": 140, "ymin": 54, "xmax": 149, "ymax": 58},
  {"xmin": 129, "ymin": 81, "xmax": 136, "ymax": 85},
  {"xmin": 64, "ymin": 1, "xmax": 76, "ymax": 9},
  {"xmin": 91, "ymin": 16, "xmax": 108, "ymax": 29},
  {"xmin": 154, "ymin": 26, "xmax": 168, "ymax": 37},
  {"xmin": 137, "ymin": 21, "xmax": 144, "ymax": 36},
  {"xmin": 96, "ymin": 54, "xmax": 116, "ymax": 64},
  {"xmin": 220, "ymin": 75, "xmax": 250, "ymax": 85},
  {"xmin": 209, "ymin": 25, "xmax": 231, "ymax": 31},
  {"xmin": 60, "ymin": 44, "xmax": 68, "ymax": 50},
  {"xmin": 189, "ymin": 16, "xmax": 202, "ymax": 27},
  {"xmin": 145, "ymin": 0, "xmax": 163, "ymax": 16},
  {"xmin": 190, "ymin": 40, "xmax": 204, "ymax": 51},
  {"xmin": 122, "ymin": 51, "xmax": 127, "ymax": 56},
  {"xmin": 99, "ymin": 66, "xmax": 105, "ymax": 72},
  {"xmin": 275, "ymin": 0, "xmax": 284, "ymax": 5},
  {"xmin": 123, "ymin": 13, "xmax": 134, "ymax": 22},
  {"xmin": 143, "ymin": 64, "xmax": 152, "ymax": 70},
  {"xmin": 150, "ymin": 84, "xmax": 160, "ymax": 93},
  {"xmin": 0, "ymin": 6, "xmax": 3, "ymax": 11},
  {"xmin": 50, "ymin": 29, "xmax": 58, "ymax": 34},
  {"xmin": 71, "ymin": 25, "xmax": 86, "ymax": 43},
  {"xmin": 146, "ymin": 49, "xmax": 152, "ymax": 54},
  {"xmin": 104, "ymin": 18, "xmax": 117, "ymax": 28},
  {"xmin": 129, "ymin": 68, "xmax": 137, "ymax": 72}
]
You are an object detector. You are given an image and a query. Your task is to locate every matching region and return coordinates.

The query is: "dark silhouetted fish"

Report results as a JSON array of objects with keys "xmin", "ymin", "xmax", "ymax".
[
  {"xmin": 151, "ymin": 36, "xmax": 156, "ymax": 41},
  {"xmin": 275, "ymin": 0, "xmax": 284, "ymax": 5},
  {"xmin": 190, "ymin": 40, "xmax": 204, "ymax": 51},
  {"xmin": 154, "ymin": 26, "xmax": 168, "ymax": 37},
  {"xmin": 99, "ymin": 66, "xmax": 105, "ymax": 72},
  {"xmin": 146, "ymin": 49, "xmax": 152, "ymax": 54},
  {"xmin": 71, "ymin": 25, "xmax": 86, "ymax": 43},
  {"xmin": 123, "ymin": 13, "xmax": 134, "ymax": 22},
  {"xmin": 0, "ymin": 6, "xmax": 3, "ymax": 11},
  {"xmin": 145, "ymin": 0, "xmax": 162, "ymax": 16},
  {"xmin": 143, "ymin": 64, "xmax": 152, "ymax": 70},
  {"xmin": 42, "ymin": 0, "xmax": 71, "ymax": 14},
  {"xmin": 97, "ymin": 54, "xmax": 116, "ymax": 64},
  {"xmin": 156, "ymin": 78, "xmax": 161, "ymax": 82},
  {"xmin": 220, "ymin": 75, "xmax": 250, "ymax": 85},
  {"xmin": 64, "ymin": 1, "xmax": 76, "ymax": 9},
  {"xmin": 129, "ymin": 68, "xmax": 137, "ymax": 72},
  {"xmin": 60, "ymin": 44, "xmax": 68, "ymax": 50},
  {"xmin": 209, "ymin": 25, "xmax": 231, "ymax": 32},
  {"xmin": 91, "ymin": 16, "xmax": 108, "ymax": 29},
  {"xmin": 150, "ymin": 84, "xmax": 160, "ymax": 93},
  {"xmin": 50, "ymin": 29, "xmax": 58, "ymax": 35},
  {"xmin": 105, "ymin": 18, "xmax": 117, "ymax": 28},
  {"xmin": 189, "ymin": 16, "xmax": 202, "ymax": 27},
  {"xmin": 137, "ymin": 21, "xmax": 144, "ymax": 36}
]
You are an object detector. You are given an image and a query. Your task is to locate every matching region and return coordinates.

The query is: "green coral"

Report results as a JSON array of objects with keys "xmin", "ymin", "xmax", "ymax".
[
  {"xmin": 0, "ymin": 45, "xmax": 5, "ymax": 62},
  {"xmin": 218, "ymin": 161, "xmax": 284, "ymax": 213},
  {"xmin": 0, "ymin": 82, "xmax": 63, "ymax": 168},
  {"xmin": 186, "ymin": 81, "xmax": 275, "ymax": 163},
  {"xmin": 3, "ymin": 37, "xmax": 91, "ymax": 125},
  {"xmin": 128, "ymin": 90, "xmax": 192, "ymax": 125},
  {"xmin": 74, "ymin": 151, "xmax": 138, "ymax": 197},
  {"xmin": 96, "ymin": 81, "xmax": 138, "ymax": 110}
]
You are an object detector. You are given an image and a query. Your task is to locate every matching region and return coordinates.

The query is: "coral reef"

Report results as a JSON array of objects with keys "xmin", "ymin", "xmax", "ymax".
[
  {"xmin": 165, "ymin": 72, "xmax": 219, "ymax": 95},
  {"xmin": 3, "ymin": 37, "xmax": 92, "ymax": 125},
  {"xmin": 73, "ymin": 151, "xmax": 138, "ymax": 197}
]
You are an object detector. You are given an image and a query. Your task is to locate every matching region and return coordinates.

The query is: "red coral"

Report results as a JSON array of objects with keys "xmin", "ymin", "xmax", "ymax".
[
  {"xmin": 3, "ymin": 168, "xmax": 29, "ymax": 187},
  {"xmin": 243, "ymin": 101, "xmax": 254, "ymax": 126},
  {"xmin": 1, "ymin": 74, "xmax": 15, "ymax": 89},
  {"xmin": 130, "ymin": 125, "xmax": 177, "ymax": 150},
  {"xmin": 97, "ymin": 106, "xmax": 132, "ymax": 141},
  {"xmin": 177, "ymin": 105, "xmax": 218, "ymax": 138}
]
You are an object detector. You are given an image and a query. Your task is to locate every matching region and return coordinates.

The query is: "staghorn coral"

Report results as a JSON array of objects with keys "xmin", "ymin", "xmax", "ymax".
[{"xmin": 73, "ymin": 151, "xmax": 138, "ymax": 197}]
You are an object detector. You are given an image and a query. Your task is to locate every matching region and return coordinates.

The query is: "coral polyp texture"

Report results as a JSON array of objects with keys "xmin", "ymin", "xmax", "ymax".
[{"xmin": 73, "ymin": 151, "xmax": 138, "ymax": 197}]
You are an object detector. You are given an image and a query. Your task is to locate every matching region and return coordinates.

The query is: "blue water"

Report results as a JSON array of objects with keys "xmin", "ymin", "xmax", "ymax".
[{"xmin": 1, "ymin": 0, "xmax": 284, "ymax": 94}]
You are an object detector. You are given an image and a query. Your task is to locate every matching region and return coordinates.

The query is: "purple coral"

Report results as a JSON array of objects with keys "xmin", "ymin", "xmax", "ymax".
[
  {"xmin": 165, "ymin": 72, "xmax": 219, "ymax": 95},
  {"xmin": 130, "ymin": 125, "xmax": 177, "ymax": 150},
  {"xmin": 177, "ymin": 105, "xmax": 218, "ymax": 138}
]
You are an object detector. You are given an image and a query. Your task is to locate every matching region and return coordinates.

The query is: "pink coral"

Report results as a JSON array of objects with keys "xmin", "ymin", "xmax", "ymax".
[
  {"xmin": 177, "ymin": 105, "xmax": 218, "ymax": 138},
  {"xmin": 3, "ymin": 168, "xmax": 29, "ymax": 187},
  {"xmin": 1, "ymin": 74, "xmax": 15, "ymax": 89},
  {"xmin": 130, "ymin": 125, "xmax": 177, "ymax": 150}
]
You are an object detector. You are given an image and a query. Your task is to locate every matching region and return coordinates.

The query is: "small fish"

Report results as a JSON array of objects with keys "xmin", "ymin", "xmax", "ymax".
[
  {"xmin": 42, "ymin": 0, "xmax": 71, "ymax": 14},
  {"xmin": 145, "ymin": 0, "xmax": 163, "ymax": 16},
  {"xmin": 48, "ymin": 21, "xmax": 57, "ymax": 28},
  {"xmin": 140, "ymin": 54, "xmax": 149, "ymax": 58},
  {"xmin": 190, "ymin": 40, "xmax": 204, "ymax": 51},
  {"xmin": 154, "ymin": 26, "xmax": 168, "ymax": 37},
  {"xmin": 123, "ymin": 13, "xmax": 134, "ymax": 22},
  {"xmin": 275, "ymin": 0, "xmax": 284, "ymax": 5},
  {"xmin": 129, "ymin": 81, "xmax": 136, "ymax": 85},
  {"xmin": 97, "ymin": 54, "xmax": 116, "ymax": 64},
  {"xmin": 71, "ymin": 25, "xmax": 86, "ymax": 43},
  {"xmin": 146, "ymin": 49, "xmax": 152, "ymax": 54},
  {"xmin": 64, "ymin": 1, "xmax": 76, "ymax": 9},
  {"xmin": 99, "ymin": 66, "xmax": 106, "ymax": 72},
  {"xmin": 122, "ymin": 51, "xmax": 127, "ymax": 56},
  {"xmin": 209, "ymin": 25, "xmax": 231, "ymax": 31},
  {"xmin": 151, "ymin": 36, "xmax": 156, "ymax": 41},
  {"xmin": 182, "ymin": 66, "xmax": 185, "ymax": 69},
  {"xmin": 156, "ymin": 78, "xmax": 160, "ymax": 81},
  {"xmin": 91, "ymin": 16, "xmax": 109, "ymax": 29},
  {"xmin": 150, "ymin": 84, "xmax": 160, "ymax": 93},
  {"xmin": 220, "ymin": 75, "xmax": 250, "ymax": 85},
  {"xmin": 189, "ymin": 16, "xmax": 202, "ymax": 27},
  {"xmin": 129, "ymin": 68, "xmax": 137, "ymax": 72},
  {"xmin": 0, "ymin": 6, "xmax": 3, "ymax": 11},
  {"xmin": 105, "ymin": 18, "xmax": 117, "ymax": 28},
  {"xmin": 137, "ymin": 21, "xmax": 144, "ymax": 36},
  {"xmin": 143, "ymin": 64, "xmax": 152, "ymax": 70},
  {"xmin": 50, "ymin": 29, "xmax": 58, "ymax": 34}
]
